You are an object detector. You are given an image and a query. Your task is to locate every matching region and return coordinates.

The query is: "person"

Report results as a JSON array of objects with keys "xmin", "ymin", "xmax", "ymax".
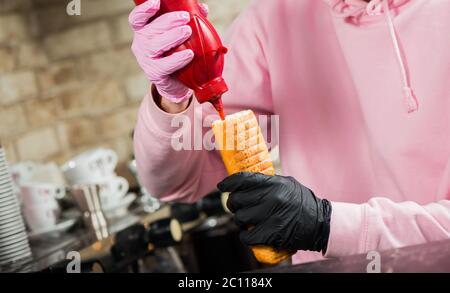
[{"xmin": 130, "ymin": 0, "xmax": 450, "ymax": 264}]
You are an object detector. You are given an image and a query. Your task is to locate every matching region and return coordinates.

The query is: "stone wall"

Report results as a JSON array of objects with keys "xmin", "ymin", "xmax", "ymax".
[{"xmin": 0, "ymin": 0, "xmax": 252, "ymax": 170}]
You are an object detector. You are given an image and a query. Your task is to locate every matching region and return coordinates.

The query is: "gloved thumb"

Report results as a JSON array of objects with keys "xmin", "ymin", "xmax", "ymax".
[
  {"xmin": 218, "ymin": 172, "xmax": 271, "ymax": 193},
  {"xmin": 129, "ymin": 0, "xmax": 161, "ymax": 30}
]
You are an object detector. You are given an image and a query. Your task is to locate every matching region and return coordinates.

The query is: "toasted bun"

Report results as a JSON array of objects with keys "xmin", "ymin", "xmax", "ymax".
[
  {"xmin": 252, "ymin": 245, "xmax": 294, "ymax": 265},
  {"xmin": 212, "ymin": 110, "xmax": 293, "ymax": 265},
  {"xmin": 212, "ymin": 110, "xmax": 275, "ymax": 176}
]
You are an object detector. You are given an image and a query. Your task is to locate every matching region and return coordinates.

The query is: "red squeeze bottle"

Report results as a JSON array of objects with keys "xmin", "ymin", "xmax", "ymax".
[{"xmin": 133, "ymin": 0, "xmax": 228, "ymax": 120}]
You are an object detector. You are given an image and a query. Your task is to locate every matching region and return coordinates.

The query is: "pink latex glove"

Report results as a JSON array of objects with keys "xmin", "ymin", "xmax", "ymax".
[{"xmin": 129, "ymin": 0, "xmax": 209, "ymax": 103}]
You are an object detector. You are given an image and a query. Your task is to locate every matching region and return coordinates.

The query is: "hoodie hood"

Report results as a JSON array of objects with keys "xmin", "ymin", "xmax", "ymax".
[
  {"xmin": 323, "ymin": 0, "xmax": 418, "ymax": 113},
  {"xmin": 324, "ymin": 0, "xmax": 411, "ymax": 24}
]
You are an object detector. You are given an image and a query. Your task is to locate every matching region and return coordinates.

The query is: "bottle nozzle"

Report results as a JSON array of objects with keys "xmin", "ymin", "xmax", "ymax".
[{"xmin": 210, "ymin": 97, "xmax": 225, "ymax": 120}]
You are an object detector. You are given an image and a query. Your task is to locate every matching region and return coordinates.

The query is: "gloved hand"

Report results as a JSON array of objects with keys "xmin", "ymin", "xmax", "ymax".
[
  {"xmin": 218, "ymin": 172, "xmax": 332, "ymax": 253},
  {"xmin": 129, "ymin": 0, "xmax": 209, "ymax": 103}
]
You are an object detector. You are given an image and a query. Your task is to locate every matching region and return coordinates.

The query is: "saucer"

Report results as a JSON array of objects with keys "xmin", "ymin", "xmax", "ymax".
[
  {"xmin": 27, "ymin": 217, "xmax": 78, "ymax": 239},
  {"xmin": 103, "ymin": 193, "xmax": 136, "ymax": 219}
]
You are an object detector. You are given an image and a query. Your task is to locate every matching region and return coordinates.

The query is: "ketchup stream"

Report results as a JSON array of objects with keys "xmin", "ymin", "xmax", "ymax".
[{"xmin": 211, "ymin": 97, "xmax": 225, "ymax": 120}]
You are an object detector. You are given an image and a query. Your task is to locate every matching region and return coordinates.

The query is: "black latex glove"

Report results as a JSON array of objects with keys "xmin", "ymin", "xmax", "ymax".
[{"xmin": 218, "ymin": 172, "xmax": 332, "ymax": 253}]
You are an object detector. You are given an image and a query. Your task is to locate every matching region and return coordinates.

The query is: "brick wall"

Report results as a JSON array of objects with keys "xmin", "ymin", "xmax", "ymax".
[{"xmin": 0, "ymin": 0, "xmax": 252, "ymax": 170}]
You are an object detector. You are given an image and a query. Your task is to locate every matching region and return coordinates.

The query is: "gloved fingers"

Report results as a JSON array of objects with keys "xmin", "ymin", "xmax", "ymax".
[
  {"xmin": 239, "ymin": 224, "xmax": 271, "ymax": 246},
  {"xmin": 129, "ymin": 0, "xmax": 161, "ymax": 31},
  {"xmin": 152, "ymin": 49, "xmax": 194, "ymax": 76},
  {"xmin": 226, "ymin": 190, "xmax": 262, "ymax": 213},
  {"xmin": 144, "ymin": 11, "xmax": 191, "ymax": 35},
  {"xmin": 144, "ymin": 25, "xmax": 192, "ymax": 58},
  {"xmin": 218, "ymin": 172, "xmax": 272, "ymax": 193},
  {"xmin": 198, "ymin": 3, "xmax": 209, "ymax": 18},
  {"xmin": 154, "ymin": 78, "xmax": 193, "ymax": 103},
  {"xmin": 240, "ymin": 220, "xmax": 284, "ymax": 248},
  {"xmin": 239, "ymin": 226, "xmax": 263, "ymax": 246},
  {"xmin": 234, "ymin": 206, "xmax": 268, "ymax": 228}
]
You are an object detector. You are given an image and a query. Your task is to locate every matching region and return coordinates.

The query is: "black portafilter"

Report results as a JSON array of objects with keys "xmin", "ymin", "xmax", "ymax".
[
  {"xmin": 111, "ymin": 218, "xmax": 183, "ymax": 261},
  {"xmin": 198, "ymin": 189, "xmax": 227, "ymax": 217},
  {"xmin": 170, "ymin": 202, "xmax": 201, "ymax": 223},
  {"xmin": 170, "ymin": 190, "xmax": 227, "ymax": 223},
  {"xmin": 111, "ymin": 224, "xmax": 147, "ymax": 261},
  {"xmin": 40, "ymin": 259, "xmax": 105, "ymax": 273},
  {"xmin": 147, "ymin": 218, "xmax": 183, "ymax": 248}
]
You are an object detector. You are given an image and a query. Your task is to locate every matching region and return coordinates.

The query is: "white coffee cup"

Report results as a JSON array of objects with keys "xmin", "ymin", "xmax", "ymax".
[
  {"xmin": 61, "ymin": 148, "xmax": 118, "ymax": 185},
  {"xmin": 23, "ymin": 204, "xmax": 59, "ymax": 232},
  {"xmin": 31, "ymin": 163, "xmax": 66, "ymax": 186},
  {"xmin": 19, "ymin": 183, "xmax": 65, "ymax": 210},
  {"xmin": 10, "ymin": 161, "xmax": 37, "ymax": 188},
  {"xmin": 98, "ymin": 176, "xmax": 129, "ymax": 209}
]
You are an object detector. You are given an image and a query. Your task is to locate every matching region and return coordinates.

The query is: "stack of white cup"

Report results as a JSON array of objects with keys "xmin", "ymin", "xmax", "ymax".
[{"xmin": 61, "ymin": 148, "xmax": 130, "ymax": 213}]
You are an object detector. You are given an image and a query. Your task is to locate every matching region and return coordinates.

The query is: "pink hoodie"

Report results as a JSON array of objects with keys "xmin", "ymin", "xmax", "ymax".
[{"xmin": 134, "ymin": 0, "xmax": 450, "ymax": 264}]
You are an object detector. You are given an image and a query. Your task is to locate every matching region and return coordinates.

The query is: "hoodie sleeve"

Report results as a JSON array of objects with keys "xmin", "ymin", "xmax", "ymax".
[
  {"xmin": 325, "ymin": 198, "xmax": 450, "ymax": 257},
  {"xmin": 133, "ymin": 5, "xmax": 274, "ymax": 203},
  {"xmin": 133, "ymin": 94, "xmax": 227, "ymax": 203}
]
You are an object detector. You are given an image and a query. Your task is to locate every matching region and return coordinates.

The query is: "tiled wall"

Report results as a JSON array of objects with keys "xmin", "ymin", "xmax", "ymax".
[{"xmin": 0, "ymin": 0, "xmax": 252, "ymax": 169}]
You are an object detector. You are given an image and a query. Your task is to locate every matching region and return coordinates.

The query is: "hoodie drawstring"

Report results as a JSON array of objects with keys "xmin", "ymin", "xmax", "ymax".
[
  {"xmin": 379, "ymin": 0, "xmax": 419, "ymax": 113},
  {"xmin": 330, "ymin": 0, "xmax": 419, "ymax": 113}
]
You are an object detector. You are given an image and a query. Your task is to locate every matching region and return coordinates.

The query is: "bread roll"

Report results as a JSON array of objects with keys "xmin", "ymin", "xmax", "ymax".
[{"xmin": 212, "ymin": 110, "xmax": 294, "ymax": 265}]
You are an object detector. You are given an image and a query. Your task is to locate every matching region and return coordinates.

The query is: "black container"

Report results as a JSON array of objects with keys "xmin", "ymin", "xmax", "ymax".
[{"xmin": 189, "ymin": 216, "xmax": 260, "ymax": 273}]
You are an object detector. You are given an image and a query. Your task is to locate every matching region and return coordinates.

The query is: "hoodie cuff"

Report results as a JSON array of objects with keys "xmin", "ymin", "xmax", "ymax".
[
  {"xmin": 324, "ymin": 201, "xmax": 368, "ymax": 258},
  {"xmin": 140, "ymin": 90, "xmax": 195, "ymax": 137}
]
